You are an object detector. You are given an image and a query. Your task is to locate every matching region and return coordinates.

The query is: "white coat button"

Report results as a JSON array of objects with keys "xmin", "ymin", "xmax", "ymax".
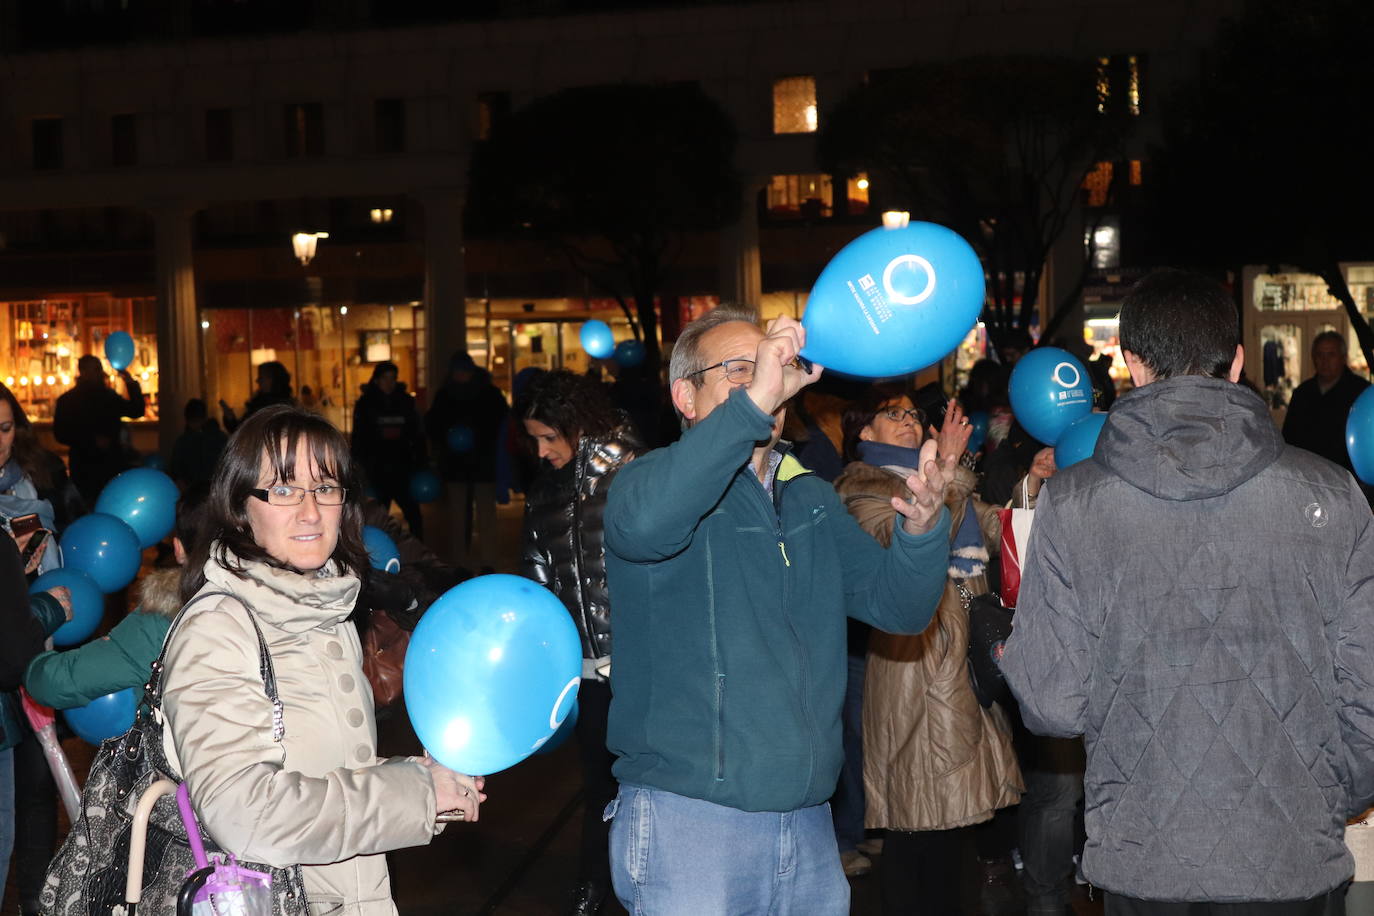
[
  {"xmin": 338, "ymin": 674, "xmax": 355, "ymax": 692},
  {"xmin": 325, "ymin": 642, "xmax": 343, "ymax": 659},
  {"xmin": 346, "ymin": 708, "xmax": 364, "ymax": 727},
  {"xmin": 355, "ymin": 744, "xmax": 371, "ymax": 763}
]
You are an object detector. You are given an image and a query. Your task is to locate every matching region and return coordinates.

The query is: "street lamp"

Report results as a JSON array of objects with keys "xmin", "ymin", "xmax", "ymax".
[
  {"xmin": 881, "ymin": 210, "xmax": 910, "ymax": 230},
  {"xmin": 292, "ymin": 231, "xmax": 330, "ymax": 266}
]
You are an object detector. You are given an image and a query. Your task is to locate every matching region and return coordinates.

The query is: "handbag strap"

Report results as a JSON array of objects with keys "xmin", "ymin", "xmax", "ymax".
[{"xmin": 144, "ymin": 589, "xmax": 286, "ymax": 743}]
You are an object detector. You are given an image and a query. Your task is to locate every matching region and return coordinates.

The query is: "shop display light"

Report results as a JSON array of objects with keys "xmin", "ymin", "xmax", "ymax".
[{"xmin": 45, "ymin": 375, "xmax": 55, "ymax": 386}]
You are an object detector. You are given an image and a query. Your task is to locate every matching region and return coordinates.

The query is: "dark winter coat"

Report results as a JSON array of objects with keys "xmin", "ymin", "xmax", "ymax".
[
  {"xmin": 352, "ymin": 382, "xmax": 425, "ymax": 480},
  {"xmin": 1001, "ymin": 375, "xmax": 1374, "ymax": 902},
  {"xmin": 53, "ymin": 376, "xmax": 145, "ymax": 501},
  {"xmin": 1282, "ymin": 368, "xmax": 1369, "ymax": 472},
  {"xmin": 520, "ymin": 427, "xmax": 640, "ymax": 661},
  {"xmin": 424, "ymin": 371, "xmax": 508, "ymax": 482}
]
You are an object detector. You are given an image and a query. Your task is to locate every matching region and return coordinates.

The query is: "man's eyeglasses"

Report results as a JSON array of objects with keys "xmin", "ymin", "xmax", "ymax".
[
  {"xmin": 249, "ymin": 484, "xmax": 348, "ymax": 506},
  {"xmin": 879, "ymin": 407, "xmax": 923, "ymax": 424},
  {"xmin": 686, "ymin": 358, "xmax": 755, "ymax": 385}
]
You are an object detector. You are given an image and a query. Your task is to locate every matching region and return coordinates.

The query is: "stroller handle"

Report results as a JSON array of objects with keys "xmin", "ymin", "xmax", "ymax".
[{"xmin": 126, "ymin": 779, "xmax": 178, "ymax": 906}]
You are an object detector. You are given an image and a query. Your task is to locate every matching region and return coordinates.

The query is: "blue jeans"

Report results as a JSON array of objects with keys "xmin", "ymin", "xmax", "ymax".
[
  {"xmin": 607, "ymin": 783, "xmax": 849, "ymax": 916},
  {"xmin": 830, "ymin": 650, "xmax": 867, "ymax": 853}
]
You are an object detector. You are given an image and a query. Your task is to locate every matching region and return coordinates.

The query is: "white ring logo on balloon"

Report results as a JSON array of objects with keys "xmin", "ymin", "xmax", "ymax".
[
  {"xmin": 1052, "ymin": 362, "xmax": 1082, "ymax": 390},
  {"xmin": 882, "ymin": 255, "xmax": 937, "ymax": 306},
  {"xmin": 550, "ymin": 676, "xmax": 579, "ymax": 730}
]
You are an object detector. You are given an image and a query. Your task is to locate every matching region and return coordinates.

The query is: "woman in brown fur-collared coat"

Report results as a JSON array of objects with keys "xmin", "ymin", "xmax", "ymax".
[{"xmin": 834, "ymin": 388, "xmax": 1024, "ymax": 915}]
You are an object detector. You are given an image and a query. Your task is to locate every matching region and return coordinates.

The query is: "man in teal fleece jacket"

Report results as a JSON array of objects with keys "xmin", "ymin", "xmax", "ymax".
[{"xmin": 603, "ymin": 309, "xmax": 951, "ymax": 915}]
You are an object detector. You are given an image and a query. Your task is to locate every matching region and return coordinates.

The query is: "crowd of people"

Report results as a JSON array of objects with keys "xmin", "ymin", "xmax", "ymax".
[{"xmin": 1, "ymin": 267, "xmax": 1373, "ymax": 915}]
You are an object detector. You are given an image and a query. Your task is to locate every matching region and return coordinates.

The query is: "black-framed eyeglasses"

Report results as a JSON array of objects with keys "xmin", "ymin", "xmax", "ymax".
[
  {"xmin": 249, "ymin": 484, "xmax": 348, "ymax": 506},
  {"xmin": 879, "ymin": 407, "xmax": 923, "ymax": 424},
  {"xmin": 686, "ymin": 358, "xmax": 755, "ymax": 385}
]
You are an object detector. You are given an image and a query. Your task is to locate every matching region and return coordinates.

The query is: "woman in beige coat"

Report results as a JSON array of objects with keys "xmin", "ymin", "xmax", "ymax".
[
  {"xmin": 834, "ymin": 388, "xmax": 1024, "ymax": 915},
  {"xmin": 163, "ymin": 405, "xmax": 481, "ymax": 915}
]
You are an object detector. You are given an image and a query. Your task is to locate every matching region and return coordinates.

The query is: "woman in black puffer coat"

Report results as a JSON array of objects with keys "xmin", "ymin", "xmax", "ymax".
[{"xmin": 517, "ymin": 370, "xmax": 640, "ymax": 916}]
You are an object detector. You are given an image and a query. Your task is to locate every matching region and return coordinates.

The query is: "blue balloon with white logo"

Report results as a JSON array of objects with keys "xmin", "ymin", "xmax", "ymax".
[
  {"xmin": 1347, "ymin": 386, "xmax": 1374, "ymax": 485},
  {"xmin": 104, "ymin": 331, "xmax": 135, "ymax": 371},
  {"xmin": 59, "ymin": 513, "xmax": 143, "ymax": 593},
  {"xmin": 1009, "ymin": 347, "xmax": 1093, "ymax": 446},
  {"xmin": 404, "ymin": 574, "xmax": 581, "ymax": 776},
  {"xmin": 580, "ymin": 320, "xmax": 614, "ymax": 359},
  {"xmin": 535, "ymin": 699, "xmax": 579, "ymax": 755},
  {"xmin": 95, "ymin": 467, "xmax": 178, "ymax": 549},
  {"xmin": 800, "ymin": 222, "xmax": 985, "ymax": 378},
  {"xmin": 613, "ymin": 339, "xmax": 646, "ymax": 368},
  {"xmin": 409, "ymin": 469, "xmax": 442, "ymax": 504},
  {"xmin": 63, "ymin": 687, "xmax": 137, "ymax": 745},
  {"xmin": 966, "ymin": 410, "xmax": 989, "ymax": 454},
  {"xmin": 362, "ymin": 525, "xmax": 401, "ymax": 574},
  {"xmin": 30, "ymin": 567, "xmax": 104, "ymax": 647},
  {"xmin": 1054, "ymin": 411, "xmax": 1108, "ymax": 468}
]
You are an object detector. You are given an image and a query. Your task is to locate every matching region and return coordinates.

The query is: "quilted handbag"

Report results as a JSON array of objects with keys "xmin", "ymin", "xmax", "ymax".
[{"xmin": 39, "ymin": 591, "xmax": 309, "ymax": 916}]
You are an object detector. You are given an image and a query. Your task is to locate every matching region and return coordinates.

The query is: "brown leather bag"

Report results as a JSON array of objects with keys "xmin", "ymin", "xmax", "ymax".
[{"xmin": 361, "ymin": 611, "xmax": 410, "ymax": 709}]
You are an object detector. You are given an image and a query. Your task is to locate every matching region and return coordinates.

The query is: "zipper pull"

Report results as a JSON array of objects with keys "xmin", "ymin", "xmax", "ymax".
[{"xmin": 778, "ymin": 540, "xmax": 791, "ymax": 567}]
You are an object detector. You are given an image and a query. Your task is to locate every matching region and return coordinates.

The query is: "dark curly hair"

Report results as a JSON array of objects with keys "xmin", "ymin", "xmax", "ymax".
[
  {"xmin": 181, "ymin": 404, "xmax": 369, "ymax": 601},
  {"xmin": 515, "ymin": 369, "xmax": 622, "ymax": 445}
]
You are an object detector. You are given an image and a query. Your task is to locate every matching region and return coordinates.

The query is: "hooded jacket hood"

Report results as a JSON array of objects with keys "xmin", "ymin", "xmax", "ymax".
[
  {"xmin": 202, "ymin": 543, "xmax": 360, "ymax": 633},
  {"xmin": 1095, "ymin": 375, "xmax": 1284, "ymax": 501},
  {"xmin": 134, "ymin": 567, "xmax": 184, "ymax": 618}
]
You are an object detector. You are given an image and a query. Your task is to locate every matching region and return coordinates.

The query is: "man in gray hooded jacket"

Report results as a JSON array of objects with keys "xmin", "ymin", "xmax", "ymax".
[{"xmin": 1002, "ymin": 268, "xmax": 1374, "ymax": 914}]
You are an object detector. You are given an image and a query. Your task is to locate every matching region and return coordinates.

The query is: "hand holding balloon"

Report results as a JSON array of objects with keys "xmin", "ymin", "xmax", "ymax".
[
  {"xmin": 934, "ymin": 400, "xmax": 972, "ymax": 463},
  {"xmin": 423, "ymin": 754, "xmax": 486, "ymax": 823},
  {"xmin": 1026, "ymin": 448, "xmax": 1057, "ymax": 498},
  {"xmin": 746, "ymin": 317, "xmax": 824, "ymax": 417},
  {"xmin": 894, "ymin": 439, "xmax": 952, "ymax": 536}
]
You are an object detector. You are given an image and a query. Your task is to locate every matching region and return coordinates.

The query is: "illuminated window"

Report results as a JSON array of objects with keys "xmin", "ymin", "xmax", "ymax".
[
  {"xmin": 1129, "ymin": 159, "xmax": 1142, "ymax": 186},
  {"xmin": 846, "ymin": 173, "xmax": 870, "ymax": 216},
  {"xmin": 1083, "ymin": 161, "xmax": 1113, "ymax": 207},
  {"xmin": 773, "ymin": 77, "xmax": 817, "ymax": 135},
  {"xmin": 767, "ymin": 174, "xmax": 832, "ymax": 219},
  {"xmin": 1096, "ymin": 54, "xmax": 1144, "ymax": 116}
]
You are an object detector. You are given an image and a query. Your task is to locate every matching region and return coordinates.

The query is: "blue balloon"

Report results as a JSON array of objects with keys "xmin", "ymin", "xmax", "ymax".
[
  {"xmin": 446, "ymin": 425, "xmax": 475, "ymax": 453},
  {"xmin": 140, "ymin": 453, "xmax": 167, "ymax": 472},
  {"xmin": 30, "ymin": 567, "xmax": 103, "ymax": 647},
  {"xmin": 62, "ymin": 687, "xmax": 137, "ymax": 745},
  {"xmin": 409, "ymin": 469, "xmax": 442, "ymax": 504},
  {"xmin": 800, "ymin": 222, "xmax": 985, "ymax": 377},
  {"xmin": 535, "ymin": 699, "xmax": 579, "ymax": 755},
  {"xmin": 104, "ymin": 331, "xmax": 135, "ymax": 371},
  {"xmin": 1054, "ymin": 412, "xmax": 1108, "ymax": 469},
  {"xmin": 95, "ymin": 467, "xmax": 178, "ymax": 549},
  {"xmin": 362, "ymin": 525, "xmax": 401, "ymax": 573},
  {"xmin": 613, "ymin": 339, "xmax": 646, "ymax": 368},
  {"xmin": 59, "ymin": 513, "xmax": 142, "ymax": 593},
  {"xmin": 1348, "ymin": 386, "xmax": 1374, "ymax": 485},
  {"xmin": 1008, "ymin": 347, "xmax": 1093, "ymax": 446},
  {"xmin": 580, "ymin": 320, "xmax": 614, "ymax": 359},
  {"xmin": 404, "ymin": 574, "xmax": 581, "ymax": 775},
  {"xmin": 966, "ymin": 410, "xmax": 989, "ymax": 454}
]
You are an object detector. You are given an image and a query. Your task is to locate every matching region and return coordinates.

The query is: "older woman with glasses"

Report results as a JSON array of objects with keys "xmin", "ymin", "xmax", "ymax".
[
  {"xmin": 834, "ymin": 386, "xmax": 1024, "ymax": 916},
  {"xmin": 162, "ymin": 405, "xmax": 483, "ymax": 915}
]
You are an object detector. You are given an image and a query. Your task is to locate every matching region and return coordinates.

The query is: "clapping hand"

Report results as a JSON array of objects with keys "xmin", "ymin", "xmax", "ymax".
[
  {"xmin": 933, "ymin": 400, "xmax": 972, "ymax": 463},
  {"xmin": 893, "ymin": 439, "xmax": 953, "ymax": 536}
]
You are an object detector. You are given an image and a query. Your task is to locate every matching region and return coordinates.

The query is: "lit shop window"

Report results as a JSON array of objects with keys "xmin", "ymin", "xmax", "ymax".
[
  {"xmin": 1096, "ymin": 55, "xmax": 1143, "ymax": 116},
  {"xmin": 767, "ymin": 174, "xmax": 832, "ymax": 219},
  {"xmin": 773, "ymin": 76, "xmax": 818, "ymax": 134}
]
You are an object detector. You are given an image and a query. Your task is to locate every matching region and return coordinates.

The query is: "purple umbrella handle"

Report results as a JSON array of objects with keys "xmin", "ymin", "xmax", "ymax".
[{"xmin": 175, "ymin": 782, "xmax": 210, "ymax": 869}]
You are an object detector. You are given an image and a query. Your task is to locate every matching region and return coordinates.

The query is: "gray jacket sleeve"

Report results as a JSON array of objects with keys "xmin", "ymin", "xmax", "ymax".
[
  {"xmin": 1336, "ymin": 502, "xmax": 1374, "ymax": 816},
  {"xmin": 1000, "ymin": 484, "xmax": 1092, "ymax": 738}
]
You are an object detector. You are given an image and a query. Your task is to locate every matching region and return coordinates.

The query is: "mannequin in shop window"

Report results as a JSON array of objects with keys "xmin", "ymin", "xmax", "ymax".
[
  {"xmin": 52, "ymin": 354, "xmax": 144, "ymax": 505},
  {"xmin": 1282, "ymin": 330, "xmax": 1368, "ymax": 475}
]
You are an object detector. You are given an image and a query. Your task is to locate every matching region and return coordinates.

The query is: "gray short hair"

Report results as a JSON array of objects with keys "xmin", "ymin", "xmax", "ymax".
[{"xmin": 668, "ymin": 305, "xmax": 760, "ymax": 389}]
